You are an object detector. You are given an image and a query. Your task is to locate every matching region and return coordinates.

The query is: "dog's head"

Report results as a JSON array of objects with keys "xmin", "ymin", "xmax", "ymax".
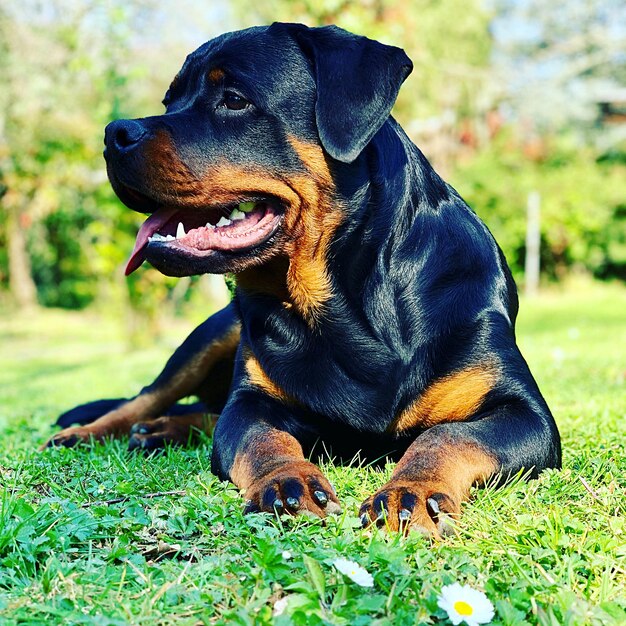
[{"xmin": 106, "ymin": 23, "xmax": 412, "ymax": 278}]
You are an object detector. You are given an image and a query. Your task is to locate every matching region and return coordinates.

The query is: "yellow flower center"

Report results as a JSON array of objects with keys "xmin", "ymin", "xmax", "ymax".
[{"xmin": 454, "ymin": 600, "xmax": 474, "ymax": 616}]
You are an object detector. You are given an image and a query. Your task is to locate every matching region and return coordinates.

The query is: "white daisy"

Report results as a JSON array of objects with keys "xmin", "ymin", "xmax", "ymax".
[
  {"xmin": 273, "ymin": 596, "xmax": 288, "ymax": 617},
  {"xmin": 333, "ymin": 558, "xmax": 374, "ymax": 587},
  {"xmin": 437, "ymin": 582, "xmax": 495, "ymax": 626}
]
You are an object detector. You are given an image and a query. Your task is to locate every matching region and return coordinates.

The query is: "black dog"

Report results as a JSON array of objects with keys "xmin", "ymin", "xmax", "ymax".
[{"xmin": 46, "ymin": 23, "xmax": 561, "ymax": 537}]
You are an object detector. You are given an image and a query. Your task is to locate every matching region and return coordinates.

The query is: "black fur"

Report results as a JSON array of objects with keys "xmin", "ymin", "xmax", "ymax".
[{"xmin": 55, "ymin": 23, "xmax": 560, "ymax": 516}]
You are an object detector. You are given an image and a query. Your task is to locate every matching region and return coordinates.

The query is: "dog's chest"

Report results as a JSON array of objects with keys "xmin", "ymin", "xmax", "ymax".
[{"xmin": 248, "ymin": 323, "xmax": 407, "ymax": 431}]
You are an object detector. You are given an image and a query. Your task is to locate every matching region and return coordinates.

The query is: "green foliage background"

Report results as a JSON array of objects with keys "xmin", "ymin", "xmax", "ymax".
[
  {"xmin": 1, "ymin": 0, "xmax": 625, "ymax": 322},
  {"xmin": 454, "ymin": 134, "xmax": 626, "ymax": 282}
]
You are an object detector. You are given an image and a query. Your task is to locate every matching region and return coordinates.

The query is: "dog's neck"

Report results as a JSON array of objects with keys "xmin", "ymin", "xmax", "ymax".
[
  {"xmin": 235, "ymin": 120, "xmax": 452, "ymax": 329},
  {"xmin": 328, "ymin": 120, "xmax": 451, "ymax": 299}
]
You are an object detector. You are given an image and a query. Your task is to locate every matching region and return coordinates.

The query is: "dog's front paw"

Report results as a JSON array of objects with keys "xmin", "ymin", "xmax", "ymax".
[
  {"xmin": 243, "ymin": 461, "xmax": 341, "ymax": 518},
  {"xmin": 359, "ymin": 480, "xmax": 459, "ymax": 538}
]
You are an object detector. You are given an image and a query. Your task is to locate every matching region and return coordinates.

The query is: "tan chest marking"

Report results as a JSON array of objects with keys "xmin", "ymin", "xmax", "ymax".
[
  {"xmin": 284, "ymin": 137, "xmax": 343, "ymax": 324},
  {"xmin": 390, "ymin": 364, "xmax": 497, "ymax": 433},
  {"xmin": 244, "ymin": 347, "xmax": 294, "ymax": 404}
]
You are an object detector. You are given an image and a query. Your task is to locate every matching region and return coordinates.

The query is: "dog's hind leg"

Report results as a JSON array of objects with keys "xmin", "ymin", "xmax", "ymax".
[
  {"xmin": 56, "ymin": 398, "xmax": 132, "ymax": 428},
  {"xmin": 42, "ymin": 302, "xmax": 240, "ymax": 449}
]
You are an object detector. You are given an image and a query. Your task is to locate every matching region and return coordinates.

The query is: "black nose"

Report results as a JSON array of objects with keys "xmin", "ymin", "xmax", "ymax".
[{"xmin": 105, "ymin": 119, "xmax": 148, "ymax": 153}]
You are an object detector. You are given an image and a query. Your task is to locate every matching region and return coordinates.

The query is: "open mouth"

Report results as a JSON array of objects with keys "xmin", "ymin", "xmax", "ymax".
[{"xmin": 125, "ymin": 200, "xmax": 283, "ymax": 275}]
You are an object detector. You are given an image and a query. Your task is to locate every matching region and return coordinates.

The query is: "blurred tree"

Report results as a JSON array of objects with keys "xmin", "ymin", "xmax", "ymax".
[
  {"xmin": 0, "ymin": 1, "xmax": 175, "ymax": 314},
  {"xmin": 478, "ymin": 0, "xmax": 626, "ymax": 283},
  {"xmin": 452, "ymin": 131, "xmax": 626, "ymax": 283},
  {"xmin": 0, "ymin": 1, "xmax": 117, "ymax": 309},
  {"xmin": 493, "ymin": 0, "xmax": 626, "ymax": 136},
  {"xmin": 0, "ymin": 6, "xmax": 38, "ymax": 308}
]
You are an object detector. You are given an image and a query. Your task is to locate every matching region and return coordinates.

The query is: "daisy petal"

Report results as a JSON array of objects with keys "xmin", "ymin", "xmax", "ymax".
[
  {"xmin": 333, "ymin": 557, "xmax": 374, "ymax": 587},
  {"xmin": 437, "ymin": 582, "xmax": 494, "ymax": 625}
]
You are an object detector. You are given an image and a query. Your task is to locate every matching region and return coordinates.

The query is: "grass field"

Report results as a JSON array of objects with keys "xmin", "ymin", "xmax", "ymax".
[{"xmin": 1, "ymin": 280, "xmax": 625, "ymax": 625}]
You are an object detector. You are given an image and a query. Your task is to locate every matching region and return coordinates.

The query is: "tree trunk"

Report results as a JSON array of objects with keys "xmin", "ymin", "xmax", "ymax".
[{"xmin": 6, "ymin": 202, "xmax": 37, "ymax": 308}]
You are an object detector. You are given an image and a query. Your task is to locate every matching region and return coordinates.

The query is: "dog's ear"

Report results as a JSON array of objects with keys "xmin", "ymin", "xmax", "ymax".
[{"xmin": 279, "ymin": 24, "xmax": 413, "ymax": 163}]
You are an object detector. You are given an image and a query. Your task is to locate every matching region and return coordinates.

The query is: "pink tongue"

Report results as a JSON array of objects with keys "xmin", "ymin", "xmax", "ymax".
[{"xmin": 125, "ymin": 207, "xmax": 179, "ymax": 276}]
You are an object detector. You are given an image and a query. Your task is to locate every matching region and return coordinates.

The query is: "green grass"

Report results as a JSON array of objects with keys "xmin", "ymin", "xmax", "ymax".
[{"xmin": 1, "ymin": 280, "xmax": 625, "ymax": 625}]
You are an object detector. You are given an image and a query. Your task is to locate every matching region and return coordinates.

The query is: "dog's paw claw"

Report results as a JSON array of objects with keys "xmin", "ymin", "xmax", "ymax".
[
  {"xmin": 359, "ymin": 482, "xmax": 459, "ymax": 538},
  {"xmin": 244, "ymin": 461, "xmax": 341, "ymax": 519}
]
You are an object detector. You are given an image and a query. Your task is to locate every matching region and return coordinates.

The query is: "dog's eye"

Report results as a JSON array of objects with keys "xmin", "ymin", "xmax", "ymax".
[{"xmin": 222, "ymin": 92, "xmax": 250, "ymax": 111}]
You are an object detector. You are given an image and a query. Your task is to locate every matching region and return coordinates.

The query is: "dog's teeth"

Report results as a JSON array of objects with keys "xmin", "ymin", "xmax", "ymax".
[
  {"xmin": 238, "ymin": 201, "xmax": 256, "ymax": 213},
  {"xmin": 176, "ymin": 222, "xmax": 186, "ymax": 239},
  {"xmin": 165, "ymin": 234, "xmax": 175, "ymax": 241},
  {"xmin": 216, "ymin": 217, "xmax": 232, "ymax": 228},
  {"xmin": 148, "ymin": 233, "xmax": 166, "ymax": 242},
  {"xmin": 206, "ymin": 222, "xmax": 215, "ymax": 229},
  {"xmin": 229, "ymin": 209, "xmax": 246, "ymax": 221}
]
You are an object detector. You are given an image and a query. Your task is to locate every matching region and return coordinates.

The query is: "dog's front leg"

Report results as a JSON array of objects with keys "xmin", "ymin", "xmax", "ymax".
[
  {"xmin": 359, "ymin": 403, "xmax": 560, "ymax": 538},
  {"xmin": 211, "ymin": 390, "xmax": 341, "ymax": 518}
]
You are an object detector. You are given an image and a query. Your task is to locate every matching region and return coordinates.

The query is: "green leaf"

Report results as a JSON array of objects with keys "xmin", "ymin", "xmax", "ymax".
[
  {"xmin": 331, "ymin": 583, "xmax": 348, "ymax": 612},
  {"xmin": 495, "ymin": 598, "xmax": 531, "ymax": 626},
  {"xmin": 303, "ymin": 555, "xmax": 326, "ymax": 600}
]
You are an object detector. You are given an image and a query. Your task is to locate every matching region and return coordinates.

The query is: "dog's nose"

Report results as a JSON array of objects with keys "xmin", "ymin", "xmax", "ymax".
[{"xmin": 105, "ymin": 119, "xmax": 148, "ymax": 153}]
